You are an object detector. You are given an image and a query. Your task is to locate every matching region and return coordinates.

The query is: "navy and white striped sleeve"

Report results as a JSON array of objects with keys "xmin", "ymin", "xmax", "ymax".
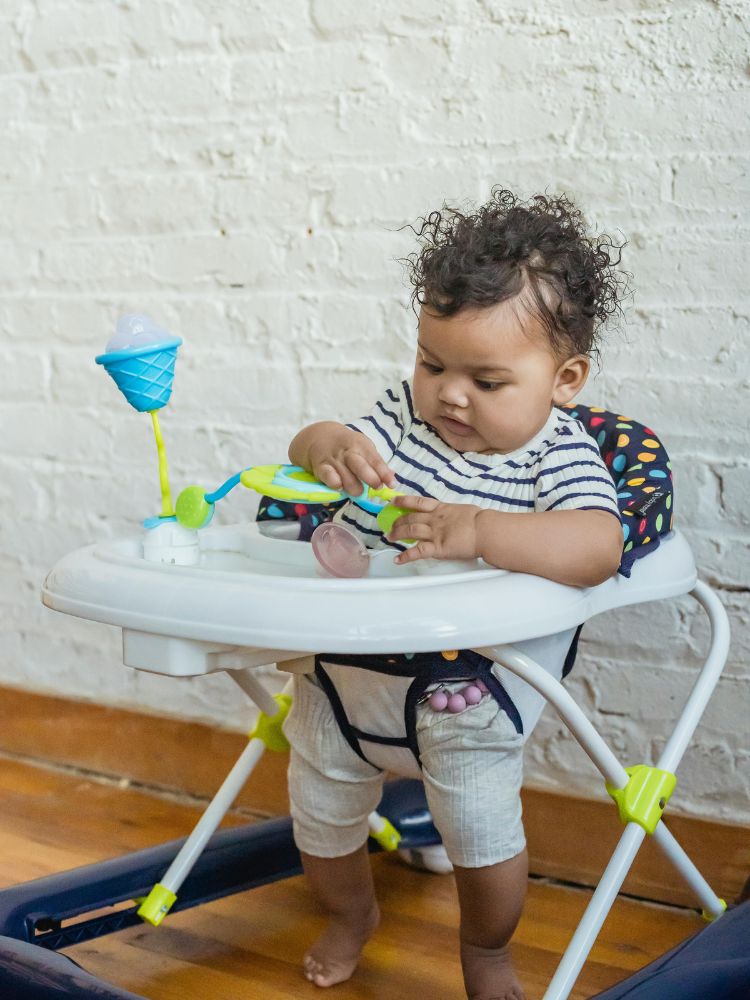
[
  {"xmin": 534, "ymin": 432, "xmax": 620, "ymax": 519},
  {"xmin": 345, "ymin": 381, "xmax": 410, "ymax": 462}
]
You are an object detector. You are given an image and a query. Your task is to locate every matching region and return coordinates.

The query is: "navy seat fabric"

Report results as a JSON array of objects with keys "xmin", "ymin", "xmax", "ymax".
[
  {"xmin": 562, "ymin": 403, "xmax": 673, "ymax": 577},
  {"xmin": 590, "ymin": 901, "xmax": 750, "ymax": 999}
]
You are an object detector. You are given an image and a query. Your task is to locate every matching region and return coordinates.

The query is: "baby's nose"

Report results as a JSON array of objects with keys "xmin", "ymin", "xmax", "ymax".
[{"xmin": 438, "ymin": 377, "xmax": 470, "ymax": 407}]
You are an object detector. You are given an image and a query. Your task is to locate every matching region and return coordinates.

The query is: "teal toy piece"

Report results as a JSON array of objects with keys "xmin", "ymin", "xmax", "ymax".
[
  {"xmin": 95, "ymin": 338, "xmax": 182, "ymax": 413},
  {"xmin": 206, "ymin": 472, "xmax": 244, "ymax": 504},
  {"xmin": 172, "ymin": 472, "xmax": 251, "ymax": 530}
]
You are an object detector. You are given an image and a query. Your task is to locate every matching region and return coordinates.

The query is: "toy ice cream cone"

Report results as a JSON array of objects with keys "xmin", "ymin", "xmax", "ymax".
[
  {"xmin": 96, "ymin": 315, "xmax": 182, "ymax": 519},
  {"xmin": 95, "ymin": 338, "xmax": 182, "ymax": 412}
]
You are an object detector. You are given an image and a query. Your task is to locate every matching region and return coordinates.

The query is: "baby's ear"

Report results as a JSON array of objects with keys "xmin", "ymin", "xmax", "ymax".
[{"xmin": 552, "ymin": 355, "xmax": 590, "ymax": 405}]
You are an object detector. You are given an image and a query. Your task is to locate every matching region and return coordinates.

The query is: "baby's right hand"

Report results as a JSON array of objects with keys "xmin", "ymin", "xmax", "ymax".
[{"xmin": 310, "ymin": 432, "xmax": 396, "ymax": 496}]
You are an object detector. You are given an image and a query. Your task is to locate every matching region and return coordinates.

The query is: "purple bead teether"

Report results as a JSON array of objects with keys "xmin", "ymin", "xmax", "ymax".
[
  {"xmin": 463, "ymin": 684, "xmax": 483, "ymax": 705},
  {"xmin": 447, "ymin": 692, "xmax": 467, "ymax": 713},
  {"xmin": 429, "ymin": 689, "xmax": 449, "ymax": 711}
]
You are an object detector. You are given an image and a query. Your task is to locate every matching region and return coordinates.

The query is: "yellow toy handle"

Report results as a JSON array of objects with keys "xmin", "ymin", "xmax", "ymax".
[{"xmin": 150, "ymin": 410, "xmax": 174, "ymax": 518}]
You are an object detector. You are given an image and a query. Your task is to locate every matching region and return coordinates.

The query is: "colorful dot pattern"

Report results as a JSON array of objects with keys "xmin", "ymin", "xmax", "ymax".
[
  {"xmin": 256, "ymin": 496, "xmax": 344, "ymax": 541},
  {"xmin": 561, "ymin": 402, "xmax": 674, "ymax": 577}
]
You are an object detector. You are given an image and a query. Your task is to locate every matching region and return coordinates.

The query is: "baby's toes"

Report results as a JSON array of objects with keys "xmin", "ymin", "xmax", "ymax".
[{"xmin": 303, "ymin": 954, "xmax": 323, "ymax": 981}]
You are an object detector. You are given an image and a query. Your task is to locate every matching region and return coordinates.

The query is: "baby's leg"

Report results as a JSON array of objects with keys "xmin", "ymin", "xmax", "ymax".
[
  {"xmin": 454, "ymin": 851, "xmax": 528, "ymax": 1000},
  {"xmin": 416, "ymin": 688, "xmax": 528, "ymax": 999},
  {"xmin": 301, "ymin": 846, "xmax": 381, "ymax": 987},
  {"xmin": 283, "ymin": 673, "xmax": 384, "ymax": 987}
]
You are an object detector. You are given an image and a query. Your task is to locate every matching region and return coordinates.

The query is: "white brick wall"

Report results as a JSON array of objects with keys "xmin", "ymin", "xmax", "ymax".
[{"xmin": 2, "ymin": 1, "xmax": 748, "ymax": 823}]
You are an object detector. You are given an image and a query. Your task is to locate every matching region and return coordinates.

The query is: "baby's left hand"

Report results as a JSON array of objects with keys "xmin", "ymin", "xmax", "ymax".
[{"xmin": 387, "ymin": 495, "xmax": 482, "ymax": 564}]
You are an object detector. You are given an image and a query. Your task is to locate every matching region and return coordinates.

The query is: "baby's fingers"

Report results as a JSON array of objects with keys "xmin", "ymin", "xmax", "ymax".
[
  {"xmin": 373, "ymin": 456, "xmax": 397, "ymax": 489},
  {"xmin": 345, "ymin": 451, "xmax": 390, "ymax": 493},
  {"xmin": 315, "ymin": 462, "xmax": 343, "ymax": 491},
  {"xmin": 387, "ymin": 518, "xmax": 431, "ymax": 543},
  {"xmin": 393, "ymin": 494, "xmax": 439, "ymax": 512},
  {"xmin": 394, "ymin": 541, "xmax": 435, "ymax": 564}
]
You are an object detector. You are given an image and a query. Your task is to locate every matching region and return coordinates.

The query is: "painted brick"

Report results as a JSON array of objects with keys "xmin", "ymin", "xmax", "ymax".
[
  {"xmin": 43, "ymin": 122, "xmax": 158, "ymax": 175},
  {"xmin": 150, "ymin": 232, "xmax": 287, "ymax": 290},
  {"xmin": 0, "ymin": 185, "xmax": 101, "ymax": 241},
  {"xmin": 216, "ymin": 1, "xmax": 313, "ymax": 53},
  {"xmin": 310, "ymin": 0, "xmax": 460, "ymax": 36},
  {"xmin": 96, "ymin": 175, "xmax": 215, "ymax": 237},
  {"xmin": 326, "ymin": 162, "xmax": 485, "ymax": 227},
  {"xmin": 672, "ymin": 156, "xmax": 750, "ymax": 218},
  {"xmin": 720, "ymin": 463, "xmax": 750, "ymax": 528},
  {"xmin": 2, "ymin": 0, "xmax": 749, "ymax": 826}
]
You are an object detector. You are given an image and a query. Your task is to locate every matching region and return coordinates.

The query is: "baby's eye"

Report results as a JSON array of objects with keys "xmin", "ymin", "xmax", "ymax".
[
  {"xmin": 475, "ymin": 379, "xmax": 504, "ymax": 392},
  {"xmin": 420, "ymin": 361, "xmax": 443, "ymax": 374}
]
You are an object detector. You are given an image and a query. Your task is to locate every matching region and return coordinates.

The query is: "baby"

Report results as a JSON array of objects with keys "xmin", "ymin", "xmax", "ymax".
[{"xmin": 284, "ymin": 189, "xmax": 625, "ymax": 1000}]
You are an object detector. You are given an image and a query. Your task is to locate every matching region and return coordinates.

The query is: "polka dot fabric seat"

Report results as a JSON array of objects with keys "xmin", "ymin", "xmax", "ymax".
[
  {"xmin": 257, "ymin": 405, "xmax": 674, "ymax": 579},
  {"xmin": 561, "ymin": 402, "xmax": 674, "ymax": 577},
  {"xmin": 256, "ymin": 495, "xmax": 345, "ymax": 543}
]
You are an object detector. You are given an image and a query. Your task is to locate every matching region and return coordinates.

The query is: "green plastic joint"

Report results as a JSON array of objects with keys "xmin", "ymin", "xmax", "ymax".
[
  {"xmin": 606, "ymin": 764, "xmax": 677, "ymax": 835},
  {"xmin": 137, "ymin": 883, "xmax": 177, "ymax": 926},
  {"xmin": 249, "ymin": 693, "xmax": 293, "ymax": 752},
  {"xmin": 702, "ymin": 899, "xmax": 727, "ymax": 922}
]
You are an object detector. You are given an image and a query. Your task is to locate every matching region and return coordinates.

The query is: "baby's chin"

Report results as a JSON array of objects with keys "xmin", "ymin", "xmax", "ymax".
[
  {"xmin": 437, "ymin": 426, "xmax": 510, "ymax": 456},
  {"xmin": 435, "ymin": 428, "xmax": 488, "ymax": 454}
]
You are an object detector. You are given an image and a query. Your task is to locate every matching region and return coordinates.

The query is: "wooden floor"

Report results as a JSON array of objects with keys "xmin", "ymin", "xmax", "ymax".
[{"xmin": 0, "ymin": 755, "xmax": 707, "ymax": 1000}]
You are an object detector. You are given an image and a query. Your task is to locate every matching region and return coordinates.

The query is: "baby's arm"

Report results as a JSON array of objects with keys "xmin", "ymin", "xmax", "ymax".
[
  {"xmin": 388, "ymin": 499, "xmax": 622, "ymax": 587},
  {"xmin": 475, "ymin": 507, "xmax": 622, "ymax": 586},
  {"xmin": 289, "ymin": 422, "xmax": 396, "ymax": 496}
]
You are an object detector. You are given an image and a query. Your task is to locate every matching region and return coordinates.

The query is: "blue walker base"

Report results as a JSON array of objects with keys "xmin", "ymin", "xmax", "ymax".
[{"xmin": 0, "ymin": 779, "xmax": 439, "ymax": 1000}]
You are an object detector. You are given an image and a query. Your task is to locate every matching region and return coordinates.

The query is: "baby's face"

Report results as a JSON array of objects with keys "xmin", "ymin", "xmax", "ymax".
[{"xmin": 412, "ymin": 301, "xmax": 586, "ymax": 455}]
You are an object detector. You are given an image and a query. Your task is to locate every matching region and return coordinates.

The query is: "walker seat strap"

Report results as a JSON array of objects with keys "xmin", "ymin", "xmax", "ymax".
[{"xmin": 314, "ymin": 649, "xmax": 523, "ymax": 770}]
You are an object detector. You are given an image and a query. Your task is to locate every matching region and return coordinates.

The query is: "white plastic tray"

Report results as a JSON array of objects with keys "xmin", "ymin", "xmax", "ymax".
[{"xmin": 42, "ymin": 525, "xmax": 696, "ymax": 675}]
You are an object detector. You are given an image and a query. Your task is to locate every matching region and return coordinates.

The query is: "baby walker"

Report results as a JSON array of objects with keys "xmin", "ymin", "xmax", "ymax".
[{"xmin": 0, "ymin": 317, "xmax": 733, "ymax": 1000}]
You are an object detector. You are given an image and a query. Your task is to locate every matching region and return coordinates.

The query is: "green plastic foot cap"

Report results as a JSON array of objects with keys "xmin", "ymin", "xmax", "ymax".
[
  {"xmin": 370, "ymin": 817, "xmax": 402, "ymax": 851},
  {"xmin": 137, "ymin": 883, "xmax": 177, "ymax": 926},
  {"xmin": 702, "ymin": 899, "xmax": 727, "ymax": 922}
]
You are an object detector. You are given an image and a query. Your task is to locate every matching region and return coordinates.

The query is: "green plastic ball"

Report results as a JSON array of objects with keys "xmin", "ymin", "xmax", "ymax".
[
  {"xmin": 175, "ymin": 485, "xmax": 213, "ymax": 529},
  {"xmin": 376, "ymin": 503, "xmax": 415, "ymax": 543}
]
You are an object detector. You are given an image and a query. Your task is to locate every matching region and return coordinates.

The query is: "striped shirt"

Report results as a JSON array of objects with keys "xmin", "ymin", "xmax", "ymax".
[{"xmin": 336, "ymin": 379, "xmax": 620, "ymax": 551}]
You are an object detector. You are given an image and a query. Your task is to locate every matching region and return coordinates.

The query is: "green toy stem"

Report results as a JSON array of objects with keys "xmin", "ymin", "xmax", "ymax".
[{"xmin": 150, "ymin": 409, "xmax": 174, "ymax": 518}]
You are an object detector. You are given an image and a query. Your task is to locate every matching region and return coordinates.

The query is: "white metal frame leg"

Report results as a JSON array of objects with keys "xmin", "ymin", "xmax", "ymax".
[
  {"xmin": 138, "ymin": 672, "xmax": 293, "ymax": 924},
  {"xmin": 157, "ymin": 671, "xmax": 292, "ymax": 893},
  {"xmin": 153, "ymin": 731, "xmax": 269, "ymax": 898},
  {"xmin": 477, "ymin": 579, "xmax": 731, "ymax": 1000}
]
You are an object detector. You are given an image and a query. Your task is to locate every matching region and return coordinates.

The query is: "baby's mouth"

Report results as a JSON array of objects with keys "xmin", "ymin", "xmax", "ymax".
[{"xmin": 440, "ymin": 415, "xmax": 474, "ymax": 437}]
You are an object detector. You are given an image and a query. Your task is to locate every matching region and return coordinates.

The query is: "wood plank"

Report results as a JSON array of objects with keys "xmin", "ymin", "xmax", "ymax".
[
  {"xmin": 0, "ymin": 756, "xmax": 707, "ymax": 1000},
  {"xmin": 0, "ymin": 684, "xmax": 746, "ymax": 906},
  {"xmin": 523, "ymin": 787, "xmax": 749, "ymax": 909},
  {"xmin": 0, "ymin": 683, "xmax": 290, "ymax": 817}
]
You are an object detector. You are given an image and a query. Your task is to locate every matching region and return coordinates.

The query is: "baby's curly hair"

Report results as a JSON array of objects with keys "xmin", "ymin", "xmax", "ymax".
[{"xmin": 404, "ymin": 188, "xmax": 627, "ymax": 360}]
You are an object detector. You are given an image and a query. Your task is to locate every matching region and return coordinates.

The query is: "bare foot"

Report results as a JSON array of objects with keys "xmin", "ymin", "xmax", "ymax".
[
  {"xmin": 461, "ymin": 940, "xmax": 525, "ymax": 1000},
  {"xmin": 303, "ymin": 903, "xmax": 380, "ymax": 987}
]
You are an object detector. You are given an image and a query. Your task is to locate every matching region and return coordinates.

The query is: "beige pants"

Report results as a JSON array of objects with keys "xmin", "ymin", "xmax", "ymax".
[{"xmin": 283, "ymin": 672, "xmax": 526, "ymax": 868}]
